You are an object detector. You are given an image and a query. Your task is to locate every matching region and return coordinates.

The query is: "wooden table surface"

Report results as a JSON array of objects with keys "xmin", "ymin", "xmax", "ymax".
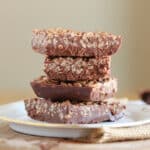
[{"xmin": 1, "ymin": 90, "xmax": 149, "ymax": 150}]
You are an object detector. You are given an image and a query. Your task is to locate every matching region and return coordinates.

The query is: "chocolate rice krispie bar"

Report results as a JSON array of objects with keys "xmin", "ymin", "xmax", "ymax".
[
  {"xmin": 31, "ymin": 76, "xmax": 117, "ymax": 102},
  {"xmin": 32, "ymin": 28, "xmax": 121, "ymax": 57},
  {"xmin": 24, "ymin": 98, "xmax": 125, "ymax": 124},
  {"xmin": 44, "ymin": 56, "xmax": 110, "ymax": 81}
]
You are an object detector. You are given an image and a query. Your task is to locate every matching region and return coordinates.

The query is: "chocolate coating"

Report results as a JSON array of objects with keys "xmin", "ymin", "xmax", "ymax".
[
  {"xmin": 24, "ymin": 98, "xmax": 125, "ymax": 124},
  {"xmin": 31, "ymin": 76, "xmax": 117, "ymax": 102}
]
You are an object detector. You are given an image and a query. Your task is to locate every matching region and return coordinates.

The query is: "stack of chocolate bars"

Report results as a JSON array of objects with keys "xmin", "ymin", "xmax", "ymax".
[{"xmin": 24, "ymin": 28, "xmax": 125, "ymax": 124}]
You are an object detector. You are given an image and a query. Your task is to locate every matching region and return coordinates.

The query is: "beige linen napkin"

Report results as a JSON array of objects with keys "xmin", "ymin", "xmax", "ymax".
[{"xmin": 78, "ymin": 124, "xmax": 150, "ymax": 143}]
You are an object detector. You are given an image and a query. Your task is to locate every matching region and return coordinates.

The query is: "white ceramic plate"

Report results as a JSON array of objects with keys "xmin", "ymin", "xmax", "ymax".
[{"xmin": 0, "ymin": 100, "xmax": 150, "ymax": 138}]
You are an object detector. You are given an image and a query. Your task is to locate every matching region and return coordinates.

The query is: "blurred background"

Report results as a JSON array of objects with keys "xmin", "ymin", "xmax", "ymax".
[{"xmin": 0, "ymin": 0, "xmax": 150, "ymax": 103}]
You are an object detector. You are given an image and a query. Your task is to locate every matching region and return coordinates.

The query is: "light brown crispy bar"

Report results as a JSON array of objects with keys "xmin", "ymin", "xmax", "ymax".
[
  {"xmin": 24, "ymin": 98, "xmax": 125, "ymax": 124},
  {"xmin": 32, "ymin": 28, "xmax": 121, "ymax": 57},
  {"xmin": 44, "ymin": 56, "xmax": 111, "ymax": 81}
]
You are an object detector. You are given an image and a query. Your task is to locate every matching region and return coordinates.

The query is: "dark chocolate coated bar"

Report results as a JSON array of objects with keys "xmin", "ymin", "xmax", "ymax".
[{"xmin": 31, "ymin": 76, "xmax": 117, "ymax": 102}]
